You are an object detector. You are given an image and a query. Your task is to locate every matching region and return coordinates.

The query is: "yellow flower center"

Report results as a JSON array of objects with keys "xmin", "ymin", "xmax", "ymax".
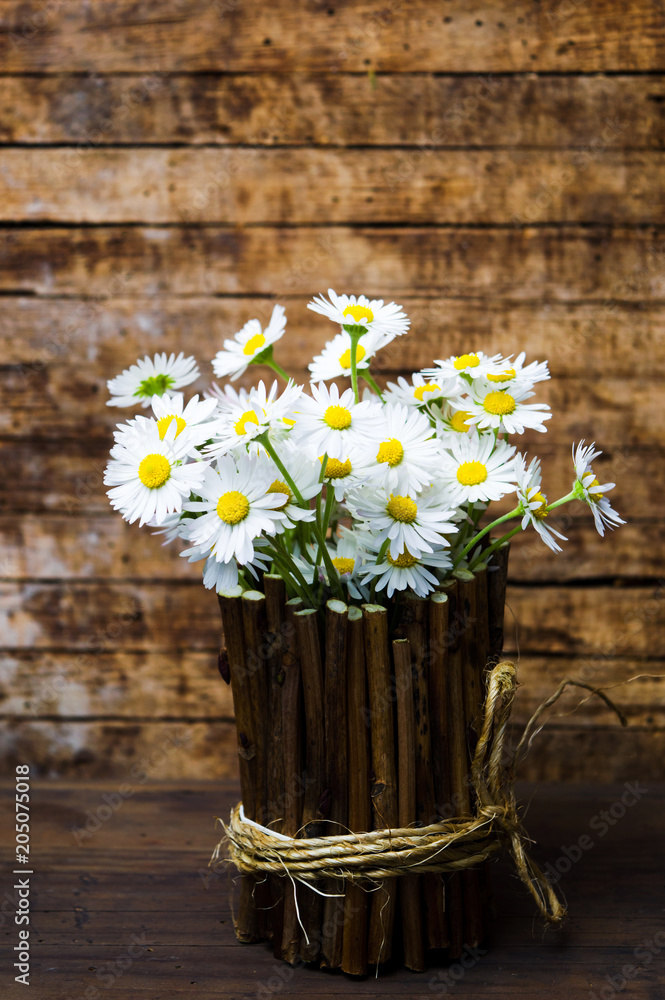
[
  {"xmin": 156, "ymin": 414, "xmax": 187, "ymax": 439},
  {"xmin": 487, "ymin": 368, "xmax": 516, "ymax": 383},
  {"xmin": 450, "ymin": 410, "xmax": 473, "ymax": 433},
  {"xmin": 414, "ymin": 383, "xmax": 440, "ymax": 402},
  {"xmin": 343, "ymin": 304, "xmax": 374, "ymax": 324},
  {"xmin": 243, "ymin": 332, "xmax": 266, "ymax": 356},
  {"xmin": 456, "ymin": 461, "xmax": 488, "ymax": 487},
  {"xmin": 454, "ymin": 353, "xmax": 480, "ymax": 371},
  {"xmin": 483, "ymin": 391, "xmax": 516, "ymax": 416},
  {"xmin": 386, "ymin": 494, "xmax": 418, "ymax": 524},
  {"xmin": 283, "ymin": 417, "xmax": 296, "ymax": 427},
  {"xmin": 138, "ymin": 453, "xmax": 171, "ymax": 489},
  {"xmin": 332, "ymin": 556, "xmax": 355, "ymax": 575},
  {"xmin": 338, "ymin": 344, "xmax": 366, "ymax": 369},
  {"xmin": 216, "ymin": 490, "xmax": 250, "ymax": 524},
  {"xmin": 387, "ymin": 549, "xmax": 419, "ymax": 568},
  {"xmin": 266, "ymin": 479, "xmax": 292, "ymax": 509},
  {"xmin": 531, "ymin": 491, "xmax": 549, "ymax": 520},
  {"xmin": 235, "ymin": 410, "xmax": 260, "ymax": 435},
  {"xmin": 323, "ymin": 456, "xmax": 353, "ymax": 479},
  {"xmin": 587, "ymin": 477, "xmax": 604, "ymax": 502},
  {"xmin": 324, "ymin": 405, "xmax": 352, "ymax": 430},
  {"xmin": 376, "ymin": 438, "xmax": 404, "ymax": 468}
]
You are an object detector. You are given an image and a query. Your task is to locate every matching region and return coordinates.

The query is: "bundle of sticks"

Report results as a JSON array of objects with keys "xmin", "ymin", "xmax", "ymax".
[{"xmin": 216, "ymin": 543, "xmax": 510, "ymax": 974}]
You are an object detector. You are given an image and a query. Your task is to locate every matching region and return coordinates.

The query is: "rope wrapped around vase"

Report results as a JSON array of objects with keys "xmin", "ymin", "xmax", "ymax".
[{"xmin": 211, "ymin": 660, "xmax": 626, "ymax": 925}]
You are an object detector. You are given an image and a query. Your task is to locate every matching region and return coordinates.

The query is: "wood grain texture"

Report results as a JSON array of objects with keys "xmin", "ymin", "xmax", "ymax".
[
  {"xmin": 2, "ymin": 74, "xmax": 664, "ymax": 148},
  {"xmin": 2, "ymin": 226, "xmax": 665, "ymax": 299},
  {"xmin": 1, "ymin": 147, "xmax": 662, "ymax": 224},
  {"xmin": 1, "ymin": 1, "xmax": 664, "ymax": 73}
]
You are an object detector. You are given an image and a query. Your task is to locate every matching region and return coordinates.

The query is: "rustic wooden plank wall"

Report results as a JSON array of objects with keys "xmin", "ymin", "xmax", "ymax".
[{"xmin": 1, "ymin": 1, "xmax": 664, "ymax": 782}]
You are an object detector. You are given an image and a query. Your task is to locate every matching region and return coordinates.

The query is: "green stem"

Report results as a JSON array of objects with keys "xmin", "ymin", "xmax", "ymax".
[
  {"xmin": 268, "ymin": 538, "xmax": 317, "ymax": 607},
  {"xmin": 544, "ymin": 490, "xmax": 577, "ymax": 512},
  {"xmin": 251, "ymin": 344, "xmax": 292, "ymax": 383},
  {"xmin": 452, "ymin": 506, "xmax": 521, "ymax": 570},
  {"xmin": 343, "ymin": 325, "xmax": 364, "ymax": 403},
  {"xmin": 469, "ymin": 524, "xmax": 522, "ymax": 572},
  {"xmin": 360, "ymin": 370, "xmax": 385, "ymax": 400}
]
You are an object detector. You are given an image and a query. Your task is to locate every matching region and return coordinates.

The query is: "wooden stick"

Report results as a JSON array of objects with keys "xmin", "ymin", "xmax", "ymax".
[
  {"xmin": 241, "ymin": 589, "xmax": 273, "ymax": 940},
  {"xmin": 398, "ymin": 594, "xmax": 446, "ymax": 952},
  {"xmin": 393, "ymin": 638, "xmax": 425, "ymax": 972},
  {"xmin": 362, "ymin": 604, "xmax": 398, "ymax": 967},
  {"xmin": 487, "ymin": 541, "xmax": 511, "ymax": 664},
  {"xmin": 263, "ymin": 574, "xmax": 287, "ymax": 959},
  {"xmin": 470, "ymin": 564, "xmax": 492, "ymax": 948},
  {"xmin": 294, "ymin": 608, "xmax": 326, "ymax": 963},
  {"xmin": 217, "ymin": 586, "xmax": 260, "ymax": 944},
  {"xmin": 438, "ymin": 579, "xmax": 467, "ymax": 961},
  {"xmin": 321, "ymin": 599, "xmax": 349, "ymax": 969},
  {"xmin": 429, "ymin": 591, "xmax": 455, "ymax": 954},
  {"xmin": 450, "ymin": 572, "xmax": 484, "ymax": 950},
  {"xmin": 341, "ymin": 607, "xmax": 370, "ymax": 977},
  {"xmin": 280, "ymin": 597, "xmax": 305, "ymax": 966}
]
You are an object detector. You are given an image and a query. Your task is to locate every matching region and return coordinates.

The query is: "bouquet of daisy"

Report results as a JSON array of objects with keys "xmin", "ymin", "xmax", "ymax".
[{"xmin": 104, "ymin": 289, "xmax": 624, "ymax": 606}]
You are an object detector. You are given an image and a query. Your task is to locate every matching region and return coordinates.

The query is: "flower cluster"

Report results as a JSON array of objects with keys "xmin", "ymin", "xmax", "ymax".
[{"xmin": 104, "ymin": 291, "xmax": 624, "ymax": 604}]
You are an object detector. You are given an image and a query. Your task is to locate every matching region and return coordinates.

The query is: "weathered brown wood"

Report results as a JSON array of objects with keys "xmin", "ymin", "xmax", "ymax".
[
  {"xmin": 392, "ymin": 638, "xmax": 425, "ymax": 972},
  {"xmin": 341, "ymin": 606, "xmax": 370, "ymax": 977},
  {"xmin": 5, "ymin": 297, "xmax": 665, "ymax": 379},
  {"xmin": 2, "ymin": 148, "xmax": 662, "ymax": 225},
  {"xmin": 5, "ymin": 581, "xmax": 665, "ymax": 659},
  {"xmin": 2, "ymin": 74, "xmax": 663, "ymax": 148},
  {"xmin": 321, "ymin": 599, "xmax": 348, "ymax": 969},
  {"xmin": 362, "ymin": 603, "xmax": 398, "ymax": 966},
  {"xmin": 294, "ymin": 607, "xmax": 326, "ymax": 963},
  {"xmin": 279, "ymin": 596, "xmax": 305, "ymax": 966},
  {"xmin": 2, "ymin": 226, "xmax": 665, "ymax": 301},
  {"xmin": 1, "ymin": 1, "xmax": 662, "ymax": 73}
]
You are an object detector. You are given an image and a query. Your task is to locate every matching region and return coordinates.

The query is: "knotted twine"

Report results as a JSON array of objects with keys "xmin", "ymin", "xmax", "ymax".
[{"xmin": 211, "ymin": 660, "xmax": 626, "ymax": 925}]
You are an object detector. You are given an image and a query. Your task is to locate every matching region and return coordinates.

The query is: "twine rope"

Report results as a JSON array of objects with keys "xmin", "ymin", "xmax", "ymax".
[{"xmin": 212, "ymin": 661, "xmax": 626, "ymax": 925}]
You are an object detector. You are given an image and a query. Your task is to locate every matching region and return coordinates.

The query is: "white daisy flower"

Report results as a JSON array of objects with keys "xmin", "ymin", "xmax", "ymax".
[
  {"xmin": 183, "ymin": 454, "xmax": 288, "ymax": 565},
  {"xmin": 147, "ymin": 392, "xmax": 219, "ymax": 454},
  {"xmin": 211, "ymin": 304, "xmax": 286, "ymax": 381},
  {"xmin": 104, "ymin": 421, "xmax": 206, "ymax": 527},
  {"xmin": 433, "ymin": 401, "xmax": 479, "ymax": 441},
  {"xmin": 256, "ymin": 443, "xmax": 321, "ymax": 523},
  {"xmin": 572, "ymin": 441, "xmax": 625, "ymax": 537},
  {"xmin": 107, "ymin": 352, "xmax": 199, "ymax": 409},
  {"xmin": 438, "ymin": 434, "xmax": 517, "ymax": 505},
  {"xmin": 348, "ymin": 483, "xmax": 457, "ymax": 559},
  {"xmin": 384, "ymin": 373, "xmax": 454, "ymax": 411},
  {"xmin": 360, "ymin": 538, "xmax": 452, "ymax": 599},
  {"xmin": 319, "ymin": 448, "xmax": 373, "ymax": 502},
  {"xmin": 483, "ymin": 352, "xmax": 550, "ymax": 391},
  {"xmin": 361, "ymin": 402, "xmax": 444, "ymax": 497},
  {"xmin": 308, "ymin": 327, "xmax": 385, "ymax": 382},
  {"xmin": 515, "ymin": 454, "xmax": 567, "ymax": 554},
  {"xmin": 291, "ymin": 382, "xmax": 377, "ymax": 461},
  {"xmin": 180, "ymin": 541, "xmax": 271, "ymax": 592},
  {"xmin": 205, "ymin": 380, "xmax": 302, "ymax": 460},
  {"xmin": 462, "ymin": 383, "xmax": 551, "ymax": 435},
  {"xmin": 327, "ymin": 527, "xmax": 370, "ymax": 601},
  {"xmin": 307, "ymin": 289, "xmax": 410, "ymax": 342},
  {"xmin": 422, "ymin": 351, "xmax": 504, "ymax": 384}
]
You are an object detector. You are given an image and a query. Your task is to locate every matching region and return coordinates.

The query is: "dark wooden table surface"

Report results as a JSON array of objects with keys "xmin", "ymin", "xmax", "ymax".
[{"xmin": 1, "ymin": 781, "xmax": 663, "ymax": 999}]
